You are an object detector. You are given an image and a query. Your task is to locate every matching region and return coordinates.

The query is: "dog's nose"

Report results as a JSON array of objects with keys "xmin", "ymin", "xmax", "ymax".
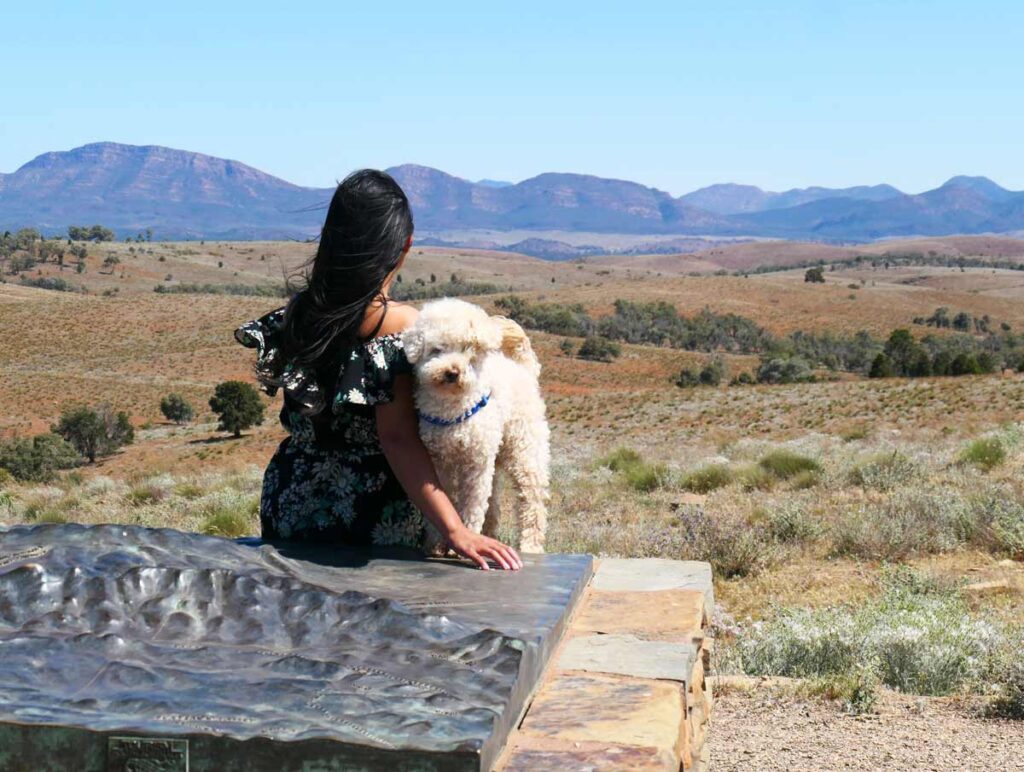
[{"xmin": 443, "ymin": 369, "xmax": 459, "ymax": 384}]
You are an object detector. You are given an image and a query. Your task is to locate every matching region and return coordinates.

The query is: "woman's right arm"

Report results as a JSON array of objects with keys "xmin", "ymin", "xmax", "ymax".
[{"xmin": 375, "ymin": 373, "xmax": 523, "ymax": 571}]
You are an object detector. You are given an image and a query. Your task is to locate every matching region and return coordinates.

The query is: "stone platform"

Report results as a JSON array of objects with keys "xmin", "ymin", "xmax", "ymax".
[
  {"xmin": 0, "ymin": 524, "xmax": 592, "ymax": 771},
  {"xmin": 499, "ymin": 558, "xmax": 715, "ymax": 771}
]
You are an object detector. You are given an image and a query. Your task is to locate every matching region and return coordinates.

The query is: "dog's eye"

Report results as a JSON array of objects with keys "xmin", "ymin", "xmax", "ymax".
[{"xmin": 429, "ymin": 347, "xmax": 443, "ymax": 356}]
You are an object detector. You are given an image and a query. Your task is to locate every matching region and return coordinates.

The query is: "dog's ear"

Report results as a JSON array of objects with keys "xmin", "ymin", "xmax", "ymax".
[
  {"xmin": 470, "ymin": 316, "xmax": 503, "ymax": 353},
  {"xmin": 401, "ymin": 327, "xmax": 425, "ymax": 364}
]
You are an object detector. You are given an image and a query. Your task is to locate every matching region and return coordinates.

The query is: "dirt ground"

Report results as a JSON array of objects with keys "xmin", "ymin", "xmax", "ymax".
[{"xmin": 710, "ymin": 686, "xmax": 1024, "ymax": 771}]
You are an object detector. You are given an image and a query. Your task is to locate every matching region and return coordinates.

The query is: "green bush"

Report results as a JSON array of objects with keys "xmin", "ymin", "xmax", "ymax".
[
  {"xmin": 577, "ymin": 336, "xmax": 621, "ymax": 363},
  {"xmin": 737, "ymin": 464, "xmax": 775, "ymax": 491},
  {"xmin": 598, "ymin": 447, "xmax": 642, "ymax": 472},
  {"xmin": 598, "ymin": 447, "xmax": 670, "ymax": 491},
  {"xmin": 160, "ymin": 393, "xmax": 195, "ymax": 424},
  {"xmin": 622, "ymin": 462, "xmax": 671, "ymax": 492},
  {"xmin": 756, "ymin": 357, "xmax": 814, "ymax": 385},
  {"xmin": 758, "ymin": 449, "xmax": 822, "ymax": 480},
  {"xmin": 960, "ymin": 437, "xmax": 1006, "ymax": 472},
  {"xmin": 675, "ymin": 366, "xmax": 700, "ymax": 388},
  {"xmin": 198, "ymin": 493, "xmax": 259, "ymax": 537},
  {"xmin": 680, "ymin": 464, "xmax": 733, "ymax": 494},
  {"xmin": 0, "ymin": 433, "xmax": 80, "ymax": 482}
]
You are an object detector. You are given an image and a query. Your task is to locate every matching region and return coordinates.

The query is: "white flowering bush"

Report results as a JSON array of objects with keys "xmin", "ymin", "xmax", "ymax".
[{"xmin": 738, "ymin": 570, "xmax": 1006, "ymax": 696}]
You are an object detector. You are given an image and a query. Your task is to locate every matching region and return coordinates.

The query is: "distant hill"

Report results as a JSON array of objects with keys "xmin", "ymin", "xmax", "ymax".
[
  {"xmin": 2, "ymin": 142, "xmax": 1024, "ymax": 246},
  {"xmin": 0, "ymin": 143, "xmax": 331, "ymax": 239},
  {"xmin": 679, "ymin": 182, "xmax": 904, "ymax": 214}
]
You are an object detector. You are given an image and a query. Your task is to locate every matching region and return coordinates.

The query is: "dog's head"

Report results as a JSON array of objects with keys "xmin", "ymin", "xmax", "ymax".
[{"xmin": 401, "ymin": 299, "xmax": 503, "ymax": 395}]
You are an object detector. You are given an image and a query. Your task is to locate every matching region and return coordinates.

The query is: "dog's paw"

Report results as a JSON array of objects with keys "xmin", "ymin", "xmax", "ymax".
[{"xmin": 519, "ymin": 538, "xmax": 545, "ymax": 554}]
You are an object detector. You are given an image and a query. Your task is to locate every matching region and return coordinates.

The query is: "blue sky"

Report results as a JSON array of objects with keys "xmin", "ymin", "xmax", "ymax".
[{"xmin": 2, "ymin": 1, "xmax": 1022, "ymax": 195}]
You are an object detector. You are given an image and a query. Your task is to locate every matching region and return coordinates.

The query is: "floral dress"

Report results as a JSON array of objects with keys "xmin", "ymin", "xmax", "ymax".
[{"xmin": 234, "ymin": 307, "xmax": 426, "ymax": 547}]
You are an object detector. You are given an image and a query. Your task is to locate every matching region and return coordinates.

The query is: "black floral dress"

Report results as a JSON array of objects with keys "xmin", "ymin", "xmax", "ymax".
[{"xmin": 234, "ymin": 307, "xmax": 426, "ymax": 547}]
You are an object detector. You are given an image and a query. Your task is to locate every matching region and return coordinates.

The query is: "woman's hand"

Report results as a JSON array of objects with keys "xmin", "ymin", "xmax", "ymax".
[{"xmin": 448, "ymin": 526, "xmax": 523, "ymax": 571}]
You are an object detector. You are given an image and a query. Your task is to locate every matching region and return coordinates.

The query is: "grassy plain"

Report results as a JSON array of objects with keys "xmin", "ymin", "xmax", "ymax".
[{"xmin": 3, "ymin": 235, "xmax": 1024, "ymax": 720}]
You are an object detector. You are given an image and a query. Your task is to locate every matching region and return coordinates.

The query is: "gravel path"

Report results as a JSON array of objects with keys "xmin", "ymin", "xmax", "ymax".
[{"xmin": 710, "ymin": 684, "xmax": 1024, "ymax": 771}]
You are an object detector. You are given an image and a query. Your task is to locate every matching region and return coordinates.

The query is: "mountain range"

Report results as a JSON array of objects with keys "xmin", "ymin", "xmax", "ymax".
[{"xmin": 2, "ymin": 142, "xmax": 1023, "ymax": 249}]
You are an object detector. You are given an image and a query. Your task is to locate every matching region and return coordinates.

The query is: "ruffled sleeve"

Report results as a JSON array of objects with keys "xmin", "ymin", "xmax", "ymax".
[
  {"xmin": 234, "ymin": 307, "xmax": 326, "ymax": 414},
  {"xmin": 332, "ymin": 334, "xmax": 412, "ymax": 411}
]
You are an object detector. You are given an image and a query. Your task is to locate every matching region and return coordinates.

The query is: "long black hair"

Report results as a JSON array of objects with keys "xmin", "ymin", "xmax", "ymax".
[{"xmin": 277, "ymin": 169, "xmax": 413, "ymax": 387}]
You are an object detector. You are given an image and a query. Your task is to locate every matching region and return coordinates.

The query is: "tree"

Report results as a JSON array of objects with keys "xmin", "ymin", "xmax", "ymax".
[
  {"xmin": 102, "ymin": 255, "xmax": 121, "ymax": 273},
  {"xmin": 209, "ymin": 381, "xmax": 265, "ymax": 437},
  {"xmin": 952, "ymin": 312, "xmax": 973, "ymax": 332},
  {"xmin": 576, "ymin": 336, "xmax": 621, "ymax": 363},
  {"xmin": 160, "ymin": 393, "xmax": 195, "ymax": 424},
  {"xmin": 51, "ymin": 404, "xmax": 133, "ymax": 462},
  {"xmin": 804, "ymin": 266, "xmax": 826, "ymax": 283},
  {"xmin": 52, "ymin": 406, "xmax": 104, "ymax": 462},
  {"xmin": 949, "ymin": 353, "xmax": 982, "ymax": 376},
  {"xmin": 869, "ymin": 353, "xmax": 894, "ymax": 378}
]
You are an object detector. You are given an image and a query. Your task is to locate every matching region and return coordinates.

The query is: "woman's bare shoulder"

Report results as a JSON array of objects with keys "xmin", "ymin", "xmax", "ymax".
[{"xmin": 375, "ymin": 302, "xmax": 419, "ymax": 337}]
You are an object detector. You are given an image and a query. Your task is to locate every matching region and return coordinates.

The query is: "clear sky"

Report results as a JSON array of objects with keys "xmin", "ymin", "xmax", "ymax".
[{"xmin": 2, "ymin": 1, "xmax": 1022, "ymax": 195}]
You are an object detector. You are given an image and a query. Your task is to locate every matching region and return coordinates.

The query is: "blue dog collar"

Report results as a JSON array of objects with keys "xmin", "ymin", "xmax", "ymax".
[{"xmin": 418, "ymin": 392, "xmax": 491, "ymax": 427}]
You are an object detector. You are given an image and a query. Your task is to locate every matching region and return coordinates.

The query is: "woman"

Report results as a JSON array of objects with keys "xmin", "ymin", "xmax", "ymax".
[{"xmin": 235, "ymin": 170, "xmax": 522, "ymax": 570}]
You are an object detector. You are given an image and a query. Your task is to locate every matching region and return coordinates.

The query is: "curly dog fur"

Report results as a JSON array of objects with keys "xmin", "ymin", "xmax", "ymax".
[{"xmin": 402, "ymin": 298, "xmax": 550, "ymax": 553}]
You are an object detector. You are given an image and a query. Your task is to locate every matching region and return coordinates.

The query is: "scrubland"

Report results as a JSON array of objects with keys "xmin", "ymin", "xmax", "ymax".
[{"xmin": 3, "ymin": 238, "xmax": 1024, "ymax": 738}]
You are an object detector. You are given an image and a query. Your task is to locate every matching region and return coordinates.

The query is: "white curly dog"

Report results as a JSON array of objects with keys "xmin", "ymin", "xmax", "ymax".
[{"xmin": 401, "ymin": 298, "xmax": 550, "ymax": 554}]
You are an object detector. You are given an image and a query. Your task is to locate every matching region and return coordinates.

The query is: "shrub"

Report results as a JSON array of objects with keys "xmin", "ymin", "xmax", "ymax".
[
  {"xmin": 125, "ymin": 478, "xmax": 173, "ymax": 506},
  {"xmin": 789, "ymin": 469, "xmax": 821, "ymax": 490},
  {"xmin": 960, "ymin": 437, "xmax": 1006, "ymax": 472},
  {"xmin": 678, "ymin": 505, "xmax": 781, "ymax": 578},
  {"xmin": 19, "ymin": 276, "xmax": 84, "ymax": 293},
  {"xmin": 762, "ymin": 502, "xmax": 821, "ymax": 544},
  {"xmin": 598, "ymin": 447, "xmax": 642, "ymax": 472},
  {"xmin": 559, "ymin": 339, "xmax": 575, "ymax": 356},
  {"xmin": 173, "ymin": 481, "xmax": 205, "ymax": 499},
  {"xmin": 577, "ymin": 336, "xmax": 621, "ymax": 362},
  {"xmin": 160, "ymin": 393, "xmax": 195, "ymax": 424},
  {"xmin": 597, "ymin": 447, "xmax": 670, "ymax": 491},
  {"xmin": 832, "ymin": 489, "xmax": 971, "ymax": 560},
  {"xmin": 804, "ymin": 266, "xmax": 826, "ymax": 283},
  {"xmin": 756, "ymin": 357, "xmax": 814, "ymax": 384},
  {"xmin": 968, "ymin": 494, "xmax": 1024, "ymax": 558},
  {"xmin": 699, "ymin": 357, "xmax": 727, "ymax": 386},
  {"xmin": 987, "ymin": 659, "xmax": 1024, "ymax": 719},
  {"xmin": 805, "ymin": 662, "xmax": 879, "ymax": 715},
  {"xmin": 209, "ymin": 381, "xmax": 265, "ymax": 437},
  {"xmin": 675, "ymin": 366, "xmax": 700, "ymax": 388},
  {"xmin": 758, "ymin": 449, "xmax": 822, "ymax": 480},
  {"xmin": 738, "ymin": 570, "xmax": 1002, "ymax": 695},
  {"xmin": 848, "ymin": 451, "xmax": 923, "ymax": 491},
  {"xmin": 198, "ymin": 492, "xmax": 259, "ymax": 537},
  {"xmin": 0, "ymin": 433, "xmax": 80, "ymax": 482},
  {"xmin": 622, "ymin": 462, "xmax": 671, "ymax": 492},
  {"xmin": 737, "ymin": 464, "xmax": 775, "ymax": 491},
  {"xmin": 680, "ymin": 464, "xmax": 733, "ymax": 494}
]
